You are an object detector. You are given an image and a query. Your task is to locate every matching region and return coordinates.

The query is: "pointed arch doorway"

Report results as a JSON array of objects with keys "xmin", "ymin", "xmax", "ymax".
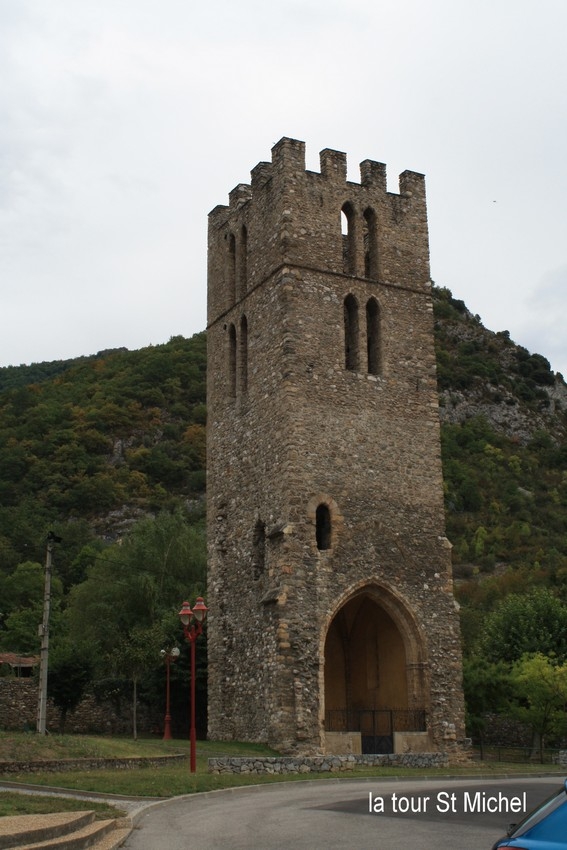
[{"xmin": 323, "ymin": 587, "xmax": 428, "ymax": 753}]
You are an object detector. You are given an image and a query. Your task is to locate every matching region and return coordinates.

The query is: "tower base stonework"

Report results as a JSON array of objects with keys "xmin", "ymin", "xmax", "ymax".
[{"xmin": 206, "ymin": 138, "xmax": 466, "ymax": 756}]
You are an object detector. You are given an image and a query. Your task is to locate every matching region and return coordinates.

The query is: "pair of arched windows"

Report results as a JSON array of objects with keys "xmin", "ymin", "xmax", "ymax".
[
  {"xmin": 227, "ymin": 225, "xmax": 248, "ymax": 303},
  {"xmin": 344, "ymin": 295, "xmax": 381, "ymax": 375},
  {"xmin": 228, "ymin": 315, "xmax": 248, "ymax": 397},
  {"xmin": 341, "ymin": 204, "xmax": 378, "ymax": 279}
]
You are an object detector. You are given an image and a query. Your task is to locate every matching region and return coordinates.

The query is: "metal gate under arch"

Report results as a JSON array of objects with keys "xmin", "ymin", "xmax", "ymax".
[{"xmin": 325, "ymin": 708, "xmax": 426, "ymax": 754}]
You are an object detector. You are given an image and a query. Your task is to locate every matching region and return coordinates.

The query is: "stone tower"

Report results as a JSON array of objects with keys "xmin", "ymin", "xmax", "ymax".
[{"xmin": 206, "ymin": 137, "xmax": 465, "ymax": 756}]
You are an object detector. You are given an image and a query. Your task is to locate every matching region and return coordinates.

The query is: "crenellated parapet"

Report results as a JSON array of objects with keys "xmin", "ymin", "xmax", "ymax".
[{"xmin": 208, "ymin": 137, "xmax": 430, "ymax": 326}]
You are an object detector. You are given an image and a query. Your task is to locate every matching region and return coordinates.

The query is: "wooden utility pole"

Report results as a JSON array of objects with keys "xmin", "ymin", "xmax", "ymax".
[{"xmin": 36, "ymin": 531, "xmax": 60, "ymax": 734}]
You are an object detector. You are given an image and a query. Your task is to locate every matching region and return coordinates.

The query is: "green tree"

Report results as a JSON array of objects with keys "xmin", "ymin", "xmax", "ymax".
[
  {"xmin": 472, "ymin": 526, "xmax": 488, "ymax": 559},
  {"xmin": 65, "ymin": 510, "xmax": 206, "ymax": 728},
  {"xmin": 0, "ymin": 562, "xmax": 63, "ymax": 653},
  {"xmin": 47, "ymin": 644, "xmax": 94, "ymax": 732},
  {"xmin": 479, "ymin": 588, "xmax": 567, "ymax": 663},
  {"xmin": 462, "ymin": 657, "xmax": 511, "ymax": 755},
  {"xmin": 508, "ymin": 653, "xmax": 567, "ymax": 761},
  {"xmin": 109, "ymin": 625, "xmax": 165, "ymax": 739}
]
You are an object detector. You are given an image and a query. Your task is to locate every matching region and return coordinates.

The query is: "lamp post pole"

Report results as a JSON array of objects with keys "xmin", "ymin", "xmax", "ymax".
[
  {"xmin": 160, "ymin": 647, "xmax": 180, "ymax": 741},
  {"xmin": 178, "ymin": 598, "xmax": 208, "ymax": 773}
]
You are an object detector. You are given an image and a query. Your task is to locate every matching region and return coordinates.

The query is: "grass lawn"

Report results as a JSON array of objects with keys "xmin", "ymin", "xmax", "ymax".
[
  {"xmin": 1, "ymin": 733, "xmax": 565, "ymax": 817},
  {"xmin": 0, "ymin": 731, "xmax": 200, "ymax": 762},
  {"xmin": 0, "ymin": 793, "xmax": 124, "ymax": 820}
]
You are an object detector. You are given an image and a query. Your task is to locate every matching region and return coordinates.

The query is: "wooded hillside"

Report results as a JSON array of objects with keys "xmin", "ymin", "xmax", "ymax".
[{"xmin": 1, "ymin": 287, "xmax": 566, "ymax": 676}]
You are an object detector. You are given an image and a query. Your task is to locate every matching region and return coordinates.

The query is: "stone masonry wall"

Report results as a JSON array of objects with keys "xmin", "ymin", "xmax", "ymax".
[
  {"xmin": 208, "ymin": 753, "xmax": 449, "ymax": 775},
  {"xmin": 0, "ymin": 755, "xmax": 184, "ymax": 774},
  {"xmin": 206, "ymin": 138, "xmax": 466, "ymax": 755},
  {"xmin": 0, "ymin": 679, "xmax": 153, "ymax": 735}
]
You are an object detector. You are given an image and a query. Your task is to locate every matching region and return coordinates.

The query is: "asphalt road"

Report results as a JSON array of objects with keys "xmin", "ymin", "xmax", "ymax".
[{"xmin": 124, "ymin": 775, "xmax": 563, "ymax": 850}]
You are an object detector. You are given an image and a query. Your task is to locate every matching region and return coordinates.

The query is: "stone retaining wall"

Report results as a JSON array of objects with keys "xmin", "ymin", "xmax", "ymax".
[
  {"xmin": 0, "ymin": 678, "xmax": 154, "ymax": 735},
  {"xmin": 208, "ymin": 753, "xmax": 449, "ymax": 775},
  {"xmin": 0, "ymin": 679, "xmax": 38, "ymax": 730},
  {"xmin": 0, "ymin": 754, "xmax": 185, "ymax": 775},
  {"xmin": 559, "ymin": 750, "xmax": 567, "ymax": 767}
]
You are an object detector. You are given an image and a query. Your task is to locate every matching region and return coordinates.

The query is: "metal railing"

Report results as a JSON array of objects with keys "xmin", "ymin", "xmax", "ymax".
[
  {"xmin": 325, "ymin": 708, "xmax": 427, "ymax": 755},
  {"xmin": 472, "ymin": 745, "xmax": 563, "ymax": 765},
  {"xmin": 326, "ymin": 708, "xmax": 426, "ymax": 735}
]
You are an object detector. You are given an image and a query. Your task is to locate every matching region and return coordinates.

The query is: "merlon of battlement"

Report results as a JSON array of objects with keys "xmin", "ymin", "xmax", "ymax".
[
  {"xmin": 320, "ymin": 148, "xmax": 347, "ymax": 182},
  {"xmin": 229, "ymin": 184, "xmax": 252, "ymax": 208},
  {"xmin": 251, "ymin": 162, "xmax": 272, "ymax": 190},
  {"xmin": 360, "ymin": 159, "xmax": 387, "ymax": 191},
  {"xmin": 399, "ymin": 169, "xmax": 426, "ymax": 198},
  {"xmin": 272, "ymin": 136, "xmax": 306, "ymax": 172}
]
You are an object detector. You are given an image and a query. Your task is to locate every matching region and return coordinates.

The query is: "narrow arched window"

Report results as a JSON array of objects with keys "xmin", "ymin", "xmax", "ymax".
[
  {"xmin": 228, "ymin": 323, "xmax": 237, "ymax": 397},
  {"xmin": 341, "ymin": 202, "xmax": 356, "ymax": 275},
  {"xmin": 227, "ymin": 233, "xmax": 236, "ymax": 304},
  {"xmin": 344, "ymin": 294, "xmax": 359, "ymax": 371},
  {"xmin": 239, "ymin": 315, "xmax": 248, "ymax": 394},
  {"xmin": 316, "ymin": 504, "xmax": 332, "ymax": 551},
  {"xmin": 363, "ymin": 207, "xmax": 378, "ymax": 279},
  {"xmin": 366, "ymin": 297, "xmax": 381, "ymax": 375},
  {"xmin": 238, "ymin": 225, "xmax": 248, "ymax": 298},
  {"xmin": 252, "ymin": 520, "xmax": 266, "ymax": 580}
]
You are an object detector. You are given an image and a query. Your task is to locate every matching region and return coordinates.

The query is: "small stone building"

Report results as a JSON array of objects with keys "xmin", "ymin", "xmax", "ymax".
[
  {"xmin": 0, "ymin": 653, "xmax": 38, "ymax": 677},
  {"xmin": 206, "ymin": 137, "xmax": 465, "ymax": 755}
]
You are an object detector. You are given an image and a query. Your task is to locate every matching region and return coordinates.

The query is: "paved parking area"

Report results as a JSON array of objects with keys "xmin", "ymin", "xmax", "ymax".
[{"xmin": 124, "ymin": 776, "xmax": 563, "ymax": 850}]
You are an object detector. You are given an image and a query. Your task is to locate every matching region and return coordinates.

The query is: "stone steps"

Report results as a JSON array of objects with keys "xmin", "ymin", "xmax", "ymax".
[{"xmin": 0, "ymin": 810, "xmax": 131, "ymax": 850}]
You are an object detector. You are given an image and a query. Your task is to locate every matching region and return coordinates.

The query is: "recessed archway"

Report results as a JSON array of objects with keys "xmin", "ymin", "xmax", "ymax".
[{"xmin": 322, "ymin": 584, "xmax": 429, "ymax": 753}]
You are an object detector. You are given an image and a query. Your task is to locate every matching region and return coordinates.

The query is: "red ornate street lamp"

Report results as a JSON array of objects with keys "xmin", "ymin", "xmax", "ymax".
[
  {"xmin": 178, "ymin": 597, "xmax": 208, "ymax": 773},
  {"xmin": 159, "ymin": 646, "xmax": 180, "ymax": 741}
]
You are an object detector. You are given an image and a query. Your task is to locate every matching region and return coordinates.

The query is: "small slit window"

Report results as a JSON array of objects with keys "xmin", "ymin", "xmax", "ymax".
[
  {"xmin": 252, "ymin": 520, "xmax": 266, "ymax": 580},
  {"xmin": 316, "ymin": 504, "xmax": 332, "ymax": 551}
]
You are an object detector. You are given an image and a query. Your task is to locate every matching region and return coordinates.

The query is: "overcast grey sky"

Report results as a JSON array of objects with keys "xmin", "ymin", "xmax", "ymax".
[{"xmin": 1, "ymin": 0, "xmax": 566, "ymax": 377}]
